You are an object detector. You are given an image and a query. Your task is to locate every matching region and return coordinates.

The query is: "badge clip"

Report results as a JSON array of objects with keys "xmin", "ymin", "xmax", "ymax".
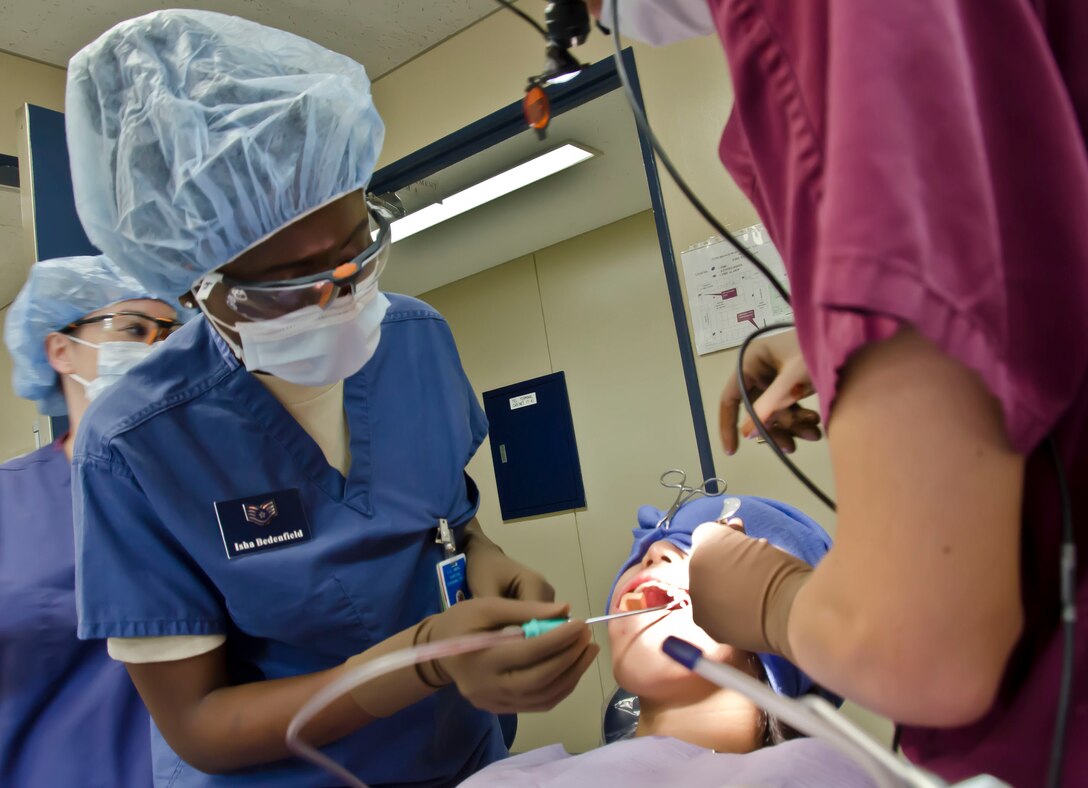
[
  {"xmin": 435, "ymin": 518, "xmax": 467, "ymax": 610},
  {"xmin": 435, "ymin": 518, "xmax": 457, "ymax": 558}
]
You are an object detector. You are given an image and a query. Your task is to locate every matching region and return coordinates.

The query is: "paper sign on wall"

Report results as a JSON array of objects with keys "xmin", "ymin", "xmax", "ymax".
[
  {"xmin": 510, "ymin": 392, "xmax": 538, "ymax": 410},
  {"xmin": 680, "ymin": 224, "xmax": 793, "ymax": 355}
]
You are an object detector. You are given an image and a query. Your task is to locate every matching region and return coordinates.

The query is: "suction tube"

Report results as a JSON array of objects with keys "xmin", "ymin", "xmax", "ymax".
[{"xmin": 662, "ymin": 637, "xmax": 948, "ymax": 788}]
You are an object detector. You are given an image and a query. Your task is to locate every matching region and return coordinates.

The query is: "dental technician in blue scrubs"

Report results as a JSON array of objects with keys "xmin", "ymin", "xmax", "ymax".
[
  {"xmin": 1, "ymin": 254, "xmax": 182, "ymax": 787},
  {"xmin": 63, "ymin": 10, "xmax": 597, "ymax": 787}
]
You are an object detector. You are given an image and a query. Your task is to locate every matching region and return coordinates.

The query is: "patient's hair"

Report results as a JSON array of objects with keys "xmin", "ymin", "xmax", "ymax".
[
  {"xmin": 747, "ymin": 653, "xmax": 807, "ymax": 746},
  {"xmin": 762, "ymin": 708, "xmax": 805, "ymax": 747}
]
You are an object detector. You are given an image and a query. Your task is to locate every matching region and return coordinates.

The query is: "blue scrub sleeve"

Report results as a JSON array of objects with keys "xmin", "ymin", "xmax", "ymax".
[{"xmin": 74, "ymin": 453, "xmax": 227, "ymax": 640}]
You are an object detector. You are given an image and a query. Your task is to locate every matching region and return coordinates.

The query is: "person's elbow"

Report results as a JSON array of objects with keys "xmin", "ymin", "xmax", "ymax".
[
  {"xmin": 168, "ymin": 739, "xmax": 239, "ymax": 776},
  {"xmin": 149, "ymin": 713, "xmax": 248, "ymax": 776},
  {"xmin": 834, "ymin": 602, "xmax": 1023, "ymax": 727}
]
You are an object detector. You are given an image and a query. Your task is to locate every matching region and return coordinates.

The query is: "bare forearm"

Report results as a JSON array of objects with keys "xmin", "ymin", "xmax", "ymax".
[
  {"xmin": 128, "ymin": 624, "xmax": 437, "ymax": 774},
  {"xmin": 181, "ymin": 664, "xmax": 376, "ymax": 773},
  {"xmin": 785, "ymin": 329, "xmax": 1025, "ymax": 726}
]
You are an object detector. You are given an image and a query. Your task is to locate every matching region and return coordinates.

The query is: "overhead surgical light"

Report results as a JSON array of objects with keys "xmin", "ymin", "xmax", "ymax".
[
  {"xmin": 390, "ymin": 143, "xmax": 596, "ymax": 243},
  {"xmin": 490, "ymin": 0, "xmax": 592, "ymax": 136}
]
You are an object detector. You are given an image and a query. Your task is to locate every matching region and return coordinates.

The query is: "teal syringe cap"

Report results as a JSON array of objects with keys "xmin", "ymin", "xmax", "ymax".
[{"xmin": 521, "ymin": 617, "xmax": 570, "ymax": 638}]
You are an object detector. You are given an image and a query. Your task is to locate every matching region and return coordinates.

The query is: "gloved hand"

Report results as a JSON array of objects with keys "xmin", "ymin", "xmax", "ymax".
[
  {"xmin": 465, "ymin": 526, "xmax": 556, "ymax": 603},
  {"xmin": 418, "ymin": 598, "xmax": 598, "ymax": 714},
  {"xmin": 688, "ymin": 520, "xmax": 813, "ymax": 660},
  {"xmin": 718, "ymin": 328, "xmax": 821, "ymax": 456}
]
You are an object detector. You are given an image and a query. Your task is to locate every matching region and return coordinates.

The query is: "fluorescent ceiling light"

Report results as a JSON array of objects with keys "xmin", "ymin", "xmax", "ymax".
[{"xmin": 391, "ymin": 143, "xmax": 596, "ymax": 243}]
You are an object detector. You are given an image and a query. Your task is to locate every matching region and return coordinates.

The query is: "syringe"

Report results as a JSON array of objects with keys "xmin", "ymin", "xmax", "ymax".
[{"xmin": 519, "ymin": 604, "xmax": 670, "ymax": 637}]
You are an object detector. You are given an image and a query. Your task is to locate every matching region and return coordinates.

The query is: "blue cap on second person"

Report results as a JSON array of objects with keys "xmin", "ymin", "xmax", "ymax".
[
  {"xmin": 609, "ymin": 493, "xmax": 836, "ymax": 700},
  {"xmin": 64, "ymin": 8, "xmax": 385, "ymax": 298},
  {"xmin": 4, "ymin": 255, "xmax": 156, "ymax": 416}
]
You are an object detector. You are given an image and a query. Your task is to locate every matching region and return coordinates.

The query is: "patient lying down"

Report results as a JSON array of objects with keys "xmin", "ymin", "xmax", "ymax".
[{"xmin": 461, "ymin": 495, "xmax": 875, "ymax": 788}]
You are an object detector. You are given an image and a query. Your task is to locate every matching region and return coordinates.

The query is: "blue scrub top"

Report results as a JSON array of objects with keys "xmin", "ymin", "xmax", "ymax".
[
  {"xmin": 73, "ymin": 295, "xmax": 505, "ymax": 787},
  {"xmin": 0, "ymin": 442, "xmax": 152, "ymax": 787}
]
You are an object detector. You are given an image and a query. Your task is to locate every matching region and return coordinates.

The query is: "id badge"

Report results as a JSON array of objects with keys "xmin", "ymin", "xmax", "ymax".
[{"xmin": 436, "ymin": 553, "xmax": 468, "ymax": 610}]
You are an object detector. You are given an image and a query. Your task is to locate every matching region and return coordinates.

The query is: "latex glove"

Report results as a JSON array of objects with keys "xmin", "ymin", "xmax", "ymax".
[
  {"xmin": 465, "ymin": 532, "xmax": 556, "ymax": 603},
  {"xmin": 688, "ymin": 520, "xmax": 813, "ymax": 661},
  {"xmin": 718, "ymin": 328, "xmax": 822, "ymax": 456},
  {"xmin": 418, "ymin": 598, "xmax": 598, "ymax": 714}
]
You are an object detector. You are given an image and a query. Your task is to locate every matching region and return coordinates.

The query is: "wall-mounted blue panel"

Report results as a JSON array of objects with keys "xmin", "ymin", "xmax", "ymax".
[
  {"xmin": 24, "ymin": 104, "xmax": 99, "ymax": 260},
  {"xmin": 483, "ymin": 372, "xmax": 586, "ymax": 521}
]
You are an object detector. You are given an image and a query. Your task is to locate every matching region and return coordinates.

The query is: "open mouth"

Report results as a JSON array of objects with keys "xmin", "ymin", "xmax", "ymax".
[{"xmin": 616, "ymin": 579, "xmax": 691, "ymax": 613}]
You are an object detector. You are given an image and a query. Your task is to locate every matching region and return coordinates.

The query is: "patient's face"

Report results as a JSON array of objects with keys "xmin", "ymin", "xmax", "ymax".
[{"xmin": 609, "ymin": 537, "xmax": 756, "ymax": 701}]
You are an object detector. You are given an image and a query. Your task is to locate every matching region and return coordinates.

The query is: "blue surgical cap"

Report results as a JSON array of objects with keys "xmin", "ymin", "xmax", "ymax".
[
  {"xmin": 5, "ymin": 255, "xmax": 158, "ymax": 416},
  {"xmin": 65, "ymin": 9, "xmax": 385, "ymax": 298},
  {"xmin": 609, "ymin": 494, "xmax": 837, "ymax": 701}
]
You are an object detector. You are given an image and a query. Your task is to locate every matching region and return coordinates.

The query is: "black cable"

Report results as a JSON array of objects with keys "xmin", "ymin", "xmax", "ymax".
[
  {"xmin": 737, "ymin": 323, "xmax": 836, "ymax": 511},
  {"xmin": 607, "ymin": 0, "xmax": 834, "ymax": 509},
  {"xmin": 491, "ymin": 0, "xmax": 548, "ymax": 40},
  {"xmin": 607, "ymin": 3, "xmax": 791, "ymax": 307},
  {"xmin": 1046, "ymin": 437, "xmax": 1076, "ymax": 788},
  {"xmin": 490, "ymin": 0, "xmax": 833, "ymax": 514}
]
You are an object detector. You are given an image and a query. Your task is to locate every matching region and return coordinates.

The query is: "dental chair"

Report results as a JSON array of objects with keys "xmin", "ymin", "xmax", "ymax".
[{"xmin": 602, "ymin": 687, "xmax": 640, "ymax": 744}]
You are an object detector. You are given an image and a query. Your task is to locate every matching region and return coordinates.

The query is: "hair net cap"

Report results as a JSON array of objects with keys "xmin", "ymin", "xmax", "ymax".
[
  {"xmin": 609, "ymin": 494, "xmax": 839, "ymax": 702},
  {"xmin": 5, "ymin": 255, "xmax": 158, "ymax": 416},
  {"xmin": 65, "ymin": 9, "xmax": 385, "ymax": 298}
]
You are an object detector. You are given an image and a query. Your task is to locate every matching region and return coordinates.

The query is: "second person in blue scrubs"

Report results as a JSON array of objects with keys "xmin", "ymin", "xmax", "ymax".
[
  {"xmin": 1, "ymin": 255, "xmax": 180, "ymax": 787},
  {"xmin": 63, "ymin": 10, "xmax": 597, "ymax": 787}
]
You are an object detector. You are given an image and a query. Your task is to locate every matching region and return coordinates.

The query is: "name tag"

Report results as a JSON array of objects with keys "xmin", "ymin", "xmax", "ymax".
[{"xmin": 213, "ymin": 488, "xmax": 312, "ymax": 559}]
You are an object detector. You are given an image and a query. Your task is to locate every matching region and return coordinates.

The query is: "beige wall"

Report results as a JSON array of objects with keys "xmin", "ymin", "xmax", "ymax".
[
  {"xmin": 379, "ymin": 5, "xmax": 890, "ymax": 750},
  {"xmin": 0, "ymin": 51, "xmax": 66, "ymax": 155},
  {"xmin": 425, "ymin": 211, "xmax": 701, "ymax": 752},
  {"xmin": 373, "ymin": 8, "xmax": 837, "ymax": 523},
  {"xmin": 0, "ymin": 52, "xmax": 67, "ymax": 460}
]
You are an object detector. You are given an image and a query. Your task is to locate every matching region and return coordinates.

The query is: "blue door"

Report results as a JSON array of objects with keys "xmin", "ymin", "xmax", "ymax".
[{"xmin": 483, "ymin": 371, "xmax": 586, "ymax": 521}]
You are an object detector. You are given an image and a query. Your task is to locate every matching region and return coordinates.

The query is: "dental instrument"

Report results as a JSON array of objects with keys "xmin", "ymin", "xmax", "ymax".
[
  {"xmin": 520, "ymin": 604, "xmax": 671, "ymax": 637},
  {"xmin": 655, "ymin": 469, "xmax": 728, "ymax": 529}
]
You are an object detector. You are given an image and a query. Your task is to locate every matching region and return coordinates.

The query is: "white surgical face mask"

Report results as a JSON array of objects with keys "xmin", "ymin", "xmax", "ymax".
[
  {"xmin": 197, "ymin": 280, "xmax": 391, "ymax": 386},
  {"xmin": 68, "ymin": 337, "xmax": 159, "ymax": 401},
  {"xmin": 600, "ymin": 0, "xmax": 716, "ymax": 47}
]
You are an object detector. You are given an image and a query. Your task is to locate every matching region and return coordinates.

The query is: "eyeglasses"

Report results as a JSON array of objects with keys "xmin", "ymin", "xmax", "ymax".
[
  {"xmin": 208, "ymin": 209, "xmax": 391, "ymax": 321},
  {"xmin": 63, "ymin": 311, "xmax": 182, "ymax": 346}
]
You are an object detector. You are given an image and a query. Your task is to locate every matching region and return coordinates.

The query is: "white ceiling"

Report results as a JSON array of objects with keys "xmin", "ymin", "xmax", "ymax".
[
  {"xmin": 0, "ymin": 0, "xmax": 501, "ymax": 77},
  {"xmin": 380, "ymin": 86, "xmax": 652, "ymax": 297}
]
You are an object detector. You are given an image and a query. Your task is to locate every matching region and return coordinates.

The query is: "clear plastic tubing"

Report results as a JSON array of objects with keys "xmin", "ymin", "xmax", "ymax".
[{"xmin": 286, "ymin": 627, "xmax": 525, "ymax": 788}]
